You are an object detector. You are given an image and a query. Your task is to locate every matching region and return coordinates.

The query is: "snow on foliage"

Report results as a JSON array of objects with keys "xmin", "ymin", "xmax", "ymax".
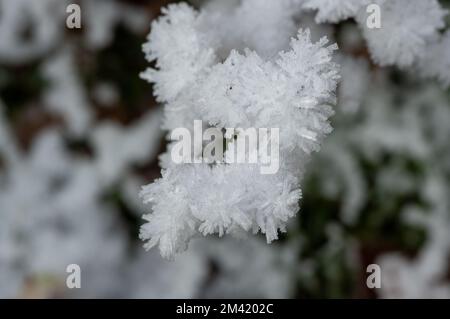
[
  {"xmin": 139, "ymin": 3, "xmax": 340, "ymax": 259},
  {"xmin": 304, "ymin": 0, "xmax": 369, "ymax": 24},
  {"xmin": 305, "ymin": 0, "xmax": 449, "ymax": 74}
]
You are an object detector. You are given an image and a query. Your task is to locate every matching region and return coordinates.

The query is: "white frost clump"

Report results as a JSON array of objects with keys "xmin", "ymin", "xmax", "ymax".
[
  {"xmin": 201, "ymin": 0, "xmax": 300, "ymax": 60},
  {"xmin": 303, "ymin": 0, "xmax": 369, "ymax": 23},
  {"xmin": 140, "ymin": 164, "xmax": 303, "ymax": 259},
  {"xmin": 0, "ymin": 0, "xmax": 67, "ymax": 64},
  {"xmin": 357, "ymin": 0, "xmax": 447, "ymax": 68},
  {"xmin": 305, "ymin": 0, "xmax": 448, "ymax": 71},
  {"xmin": 0, "ymin": 0, "xmax": 148, "ymax": 64},
  {"xmin": 139, "ymin": 3, "xmax": 339, "ymax": 259}
]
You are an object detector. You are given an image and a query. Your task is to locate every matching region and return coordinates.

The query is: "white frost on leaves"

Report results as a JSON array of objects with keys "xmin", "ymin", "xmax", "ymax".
[
  {"xmin": 91, "ymin": 108, "xmax": 163, "ymax": 185},
  {"xmin": 378, "ymin": 175, "xmax": 450, "ymax": 299},
  {"xmin": 303, "ymin": 0, "xmax": 369, "ymax": 23},
  {"xmin": 305, "ymin": 0, "xmax": 449, "ymax": 73},
  {"xmin": 357, "ymin": 0, "xmax": 447, "ymax": 68},
  {"xmin": 139, "ymin": 3, "xmax": 339, "ymax": 259},
  {"xmin": 351, "ymin": 82, "xmax": 430, "ymax": 162},
  {"xmin": 41, "ymin": 46, "xmax": 93, "ymax": 137},
  {"xmin": 417, "ymin": 31, "xmax": 450, "ymax": 88},
  {"xmin": 313, "ymin": 141, "xmax": 367, "ymax": 225},
  {"xmin": 0, "ymin": 129, "xmax": 125, "ymax": 298},
  {"xmin": 337, "ymin": 54, "xmax": 370, "ymax": 114},
  {"xmin": 0, "ymin": 0, "xmax": 67, "ymax": 64},
  {"xmin": 140, "ymin": 164, "xmax": 302, "ymax": 259},
  {"xmin": 140, "ymin": 4, "xmax": 216, "ymax": 104},
  {"xmin": 0, "ymin": 0, "xmax": 148, "ymax": 64}
]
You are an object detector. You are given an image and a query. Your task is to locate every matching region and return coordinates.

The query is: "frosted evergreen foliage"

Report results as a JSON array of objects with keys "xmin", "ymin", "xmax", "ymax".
[{"xmin": 139, "ymin": 2, "xmax": 340, "ymax": 259}]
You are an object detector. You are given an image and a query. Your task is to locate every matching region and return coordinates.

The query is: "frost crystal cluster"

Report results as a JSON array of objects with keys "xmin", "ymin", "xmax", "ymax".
[
  {"xmin": 139, "ymin": 2, "xmax": 340, "ymax": 259},
  {"xmin": 303, "ymin": 0, "xmax": 449, "ymax": 85}
]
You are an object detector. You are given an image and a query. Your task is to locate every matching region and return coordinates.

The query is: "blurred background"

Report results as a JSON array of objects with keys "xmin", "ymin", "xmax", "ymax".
[{"xmin": 1, "ymin": 0, "xmax": 450, "ymax": 298}]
